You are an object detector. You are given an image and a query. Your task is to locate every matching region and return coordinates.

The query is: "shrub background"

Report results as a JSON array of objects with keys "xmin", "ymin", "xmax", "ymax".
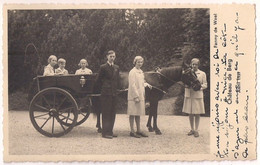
[{"xmin": 8, "ymin": 9, "xmax": 210, "ymax": 116}]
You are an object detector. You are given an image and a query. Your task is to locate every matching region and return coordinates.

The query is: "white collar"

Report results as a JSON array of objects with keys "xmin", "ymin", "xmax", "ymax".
[
  {"xmin": 134, "ymin": 67, "xmax": 142, "ymax": 72},
  {"xmin": 107, "ymin": 61, "xmax": 114, "ymax": 66}
]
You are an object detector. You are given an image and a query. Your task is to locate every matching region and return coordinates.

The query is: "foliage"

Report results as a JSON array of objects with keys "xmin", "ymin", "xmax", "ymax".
[
  {"xmin": 8, "ymin": 90, "xmax": 29, "ymax": 110},
  {"xmin": 8, "ymin": 9, "xmax": 210, "ymax": 115}
]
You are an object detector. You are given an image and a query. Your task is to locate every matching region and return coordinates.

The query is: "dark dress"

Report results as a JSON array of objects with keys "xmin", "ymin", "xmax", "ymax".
[{"xmin": 96, "ymin": 63, "xmax": 120, "ymax": 136}]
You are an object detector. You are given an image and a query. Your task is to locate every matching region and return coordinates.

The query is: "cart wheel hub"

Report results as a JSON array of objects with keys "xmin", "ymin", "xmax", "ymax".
[{"xmin": 49, "ymin": 109, "xmax": 57, "ymax": 117}]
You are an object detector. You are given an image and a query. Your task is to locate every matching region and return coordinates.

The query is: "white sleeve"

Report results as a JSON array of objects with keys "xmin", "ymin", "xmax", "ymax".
[
  {"xmin": 201, "ymin": 72, "xmax": 207, "ymax": 90},
  {"xmin": 64, "ymin": 69, "xmax": 69, "ymax": 75},
  {"xmin": 43, "ymin": 67, "xmax": 54, "ymax": 76}
]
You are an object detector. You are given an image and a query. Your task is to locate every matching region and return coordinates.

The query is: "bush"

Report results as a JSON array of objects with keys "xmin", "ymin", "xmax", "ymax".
[{"xmin": 8, "ymin": 90, "xmax": 29, "ymax": 110}]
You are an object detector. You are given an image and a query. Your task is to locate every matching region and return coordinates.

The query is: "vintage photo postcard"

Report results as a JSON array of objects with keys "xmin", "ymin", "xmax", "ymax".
[{"xmin": 2, "ymin": 3, "xmax": 256, "ymax": 162}]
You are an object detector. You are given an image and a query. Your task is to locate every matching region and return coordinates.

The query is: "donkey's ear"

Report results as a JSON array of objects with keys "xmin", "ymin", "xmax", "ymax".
[{"xmin": 154, "ymin": 66, "xmax": 161, "ymax": 72}]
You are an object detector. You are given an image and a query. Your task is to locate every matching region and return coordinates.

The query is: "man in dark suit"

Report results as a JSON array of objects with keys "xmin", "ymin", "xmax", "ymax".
[{"xmin": 96, "ymin": 50, "xmax": 120, "ymax": 139}]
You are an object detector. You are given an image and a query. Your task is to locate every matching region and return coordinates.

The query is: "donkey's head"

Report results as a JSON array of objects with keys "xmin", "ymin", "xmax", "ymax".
[{"xmin": 181, "ymin": 62, "xmax": 201, "ymax": 91}]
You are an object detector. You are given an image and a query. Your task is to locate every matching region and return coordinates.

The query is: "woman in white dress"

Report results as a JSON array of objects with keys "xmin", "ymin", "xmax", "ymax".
[
  {"xmin": 182, "ymin": 58, "xmax": 207, "ymax": 137},
  {"xmin": 128, "ymin": 56, "xmax": 152, "ymax": 138}
]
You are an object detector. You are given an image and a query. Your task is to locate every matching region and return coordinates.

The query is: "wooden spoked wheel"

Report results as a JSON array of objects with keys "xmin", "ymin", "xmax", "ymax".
[
  {"xmin": 29, "ymin": 87, "xmax": 78, "ymax": 137},
  {"xmin": 75, "ymin": 96, "xmax": 92, "ymax": 126}
]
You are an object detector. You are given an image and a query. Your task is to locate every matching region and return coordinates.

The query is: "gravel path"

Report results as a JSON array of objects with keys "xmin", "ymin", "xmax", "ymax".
[{"xmin": 8, "ymin": 111, "xmax": 210, "ymax": 155}]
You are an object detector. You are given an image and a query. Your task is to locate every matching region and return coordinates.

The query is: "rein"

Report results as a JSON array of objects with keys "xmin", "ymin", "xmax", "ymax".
[
  {"xmin": 154, "ymin": 71, "xmax": 185, "ymax": 94},
  {"xmin": 156, "ymin": 71, "xmax": 181, "ymax": 85},
  {"xmin": 150, "ymin": 85, "xmax": 167, "ymax": 94},
  {"xmin": 137, "ymin": 70, "xmax": 184, "ymax": 95}
]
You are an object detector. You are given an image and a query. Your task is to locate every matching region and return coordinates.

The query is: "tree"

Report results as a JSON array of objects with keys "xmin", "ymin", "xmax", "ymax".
[
  {"xmin": 8, "ymin": 10, "xmax": 56, "ymax": 92},
  {"xmin": 8, "ymin": 8, "xmax": 210, "ymax": 116}
]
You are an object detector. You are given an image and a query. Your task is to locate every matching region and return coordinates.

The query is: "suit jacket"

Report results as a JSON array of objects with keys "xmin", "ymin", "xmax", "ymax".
[
  {"xmin": 184, "ymin": 69, "xmax": 207, "ymax": 98},
  {"xmin": 96, "ymin": 63, "xmax": 120, "ymax": 96}
]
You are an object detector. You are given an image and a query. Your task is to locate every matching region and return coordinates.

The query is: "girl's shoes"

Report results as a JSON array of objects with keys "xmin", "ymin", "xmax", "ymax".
[
  {"xmin": 130, "ymin": 132, "xmax": 141, "ymax": 138},
  {"xmin": 187, "ymin": 130, "xmax": 199, "ymax": 137},
  {"xmin": 194, "ymin": 131, "xmax": 199, "ymax": 137},
  {"xmin": 187, "ymin": 130, "xmax": 194, "ymax": 136}
]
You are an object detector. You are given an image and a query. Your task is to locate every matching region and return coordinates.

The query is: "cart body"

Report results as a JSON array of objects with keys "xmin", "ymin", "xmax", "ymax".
[
  {"xmin": 29, "ymin": 74, "xmax": 98, "ymax": 101},
  {"xmin": 28, "ymin": 74, "xmax": 99, "ymax": 137}
]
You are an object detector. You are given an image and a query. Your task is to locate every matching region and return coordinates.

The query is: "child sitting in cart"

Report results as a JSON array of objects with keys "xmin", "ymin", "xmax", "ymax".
[
  {"xmin": 75, "ymin": 59, "xmax": 93, "ymax": 75},
  {"xmin": 55, "ymin": 58, "xmax": 69, "ymax": 75},
  {"xmin": 43, "ymin": 55, "xmax": 57, "ymax": 76}
]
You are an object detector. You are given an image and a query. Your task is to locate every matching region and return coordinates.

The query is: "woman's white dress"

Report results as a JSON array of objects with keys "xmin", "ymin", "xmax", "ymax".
[
  {"xmin": 127, "ymin": 67, "xmax": 146, "ymax": 116},
  {"xmin": 182, "ymin": 69, "xmax": 207, "ymax": 114}
]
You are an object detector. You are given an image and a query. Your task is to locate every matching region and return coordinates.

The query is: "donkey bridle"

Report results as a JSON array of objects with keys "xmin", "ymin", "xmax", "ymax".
[{"xmin": 150, "ymin": 71, "xmax": 185, "ymax": 94}]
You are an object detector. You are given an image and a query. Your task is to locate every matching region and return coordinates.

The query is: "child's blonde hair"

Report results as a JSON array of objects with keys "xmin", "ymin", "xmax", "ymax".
[
  {"xmin": 78, "ymin": 59, "xmax": 88, "ymax": 67},
  {"xmin": 58, "ymin": 58, "xmax": 66, "ymax": 65},
  {"xmin": 48, "ymin": 55, "xmax": 57, "ymax": 63}
]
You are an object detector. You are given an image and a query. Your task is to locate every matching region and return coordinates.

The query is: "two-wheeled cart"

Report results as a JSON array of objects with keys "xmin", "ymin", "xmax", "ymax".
[{"xmin": 29, "ymin": 74, "xmax": 99, "ymax": 137}]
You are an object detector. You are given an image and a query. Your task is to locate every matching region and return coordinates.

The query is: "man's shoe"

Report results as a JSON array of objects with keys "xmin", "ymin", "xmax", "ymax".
[
  {"xmin": 112, "ymin": 134, "xmax": 118, "ymax": 137},
  {"xmin": 102, "ymin": 135, "xmax": 113, "ymax": 139}
]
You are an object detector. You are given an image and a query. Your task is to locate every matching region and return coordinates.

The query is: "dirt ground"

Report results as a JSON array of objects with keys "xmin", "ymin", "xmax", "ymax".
[{"xmin": 8, "ymin": 111, "xmax": 210, "ymax": 155}]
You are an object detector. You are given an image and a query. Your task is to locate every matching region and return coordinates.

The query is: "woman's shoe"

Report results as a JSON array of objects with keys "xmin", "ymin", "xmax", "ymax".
[
  {"xmin": 187, "ymin": 130, "xmax": 194, "ymax": 136},
  {"xmin": 130, "ymin": 132, "xmax": 141, "ymax": 138},
  {"xmin": 136, "ymin": 132, "xmax": 148, "ymax": 137},
  {"xmin": 194, "ymin": 131, "xmax": 199, "ymax": 137}
]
